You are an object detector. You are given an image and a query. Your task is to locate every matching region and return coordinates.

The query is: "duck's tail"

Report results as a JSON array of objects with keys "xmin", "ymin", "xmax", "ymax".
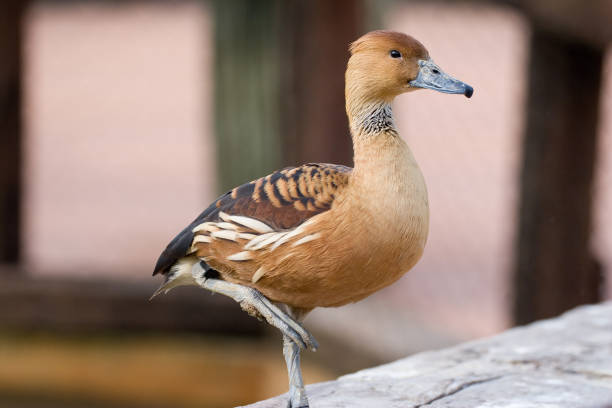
[{"xmin": 149, "ymin": 256, "xmax": 201, "ymax": 300}]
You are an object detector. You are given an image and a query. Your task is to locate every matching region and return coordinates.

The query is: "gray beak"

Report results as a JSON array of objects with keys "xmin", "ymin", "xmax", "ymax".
[{"xmin": 409, "ymin": 59, "xmax": 473, "ymax": 98}]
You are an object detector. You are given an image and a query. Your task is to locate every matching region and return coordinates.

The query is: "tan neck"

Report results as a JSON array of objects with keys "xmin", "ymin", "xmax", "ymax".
[
  {"xmin": 350, "ymin": 127, "xmax": 423, "ymax": 197},
  {"xmin": 345, "ymin": 82, "xmax": 428, "ymax": 219},
  {"xmin": 345, "ymin": 81, "xmax": 406, "ymax": 176}
]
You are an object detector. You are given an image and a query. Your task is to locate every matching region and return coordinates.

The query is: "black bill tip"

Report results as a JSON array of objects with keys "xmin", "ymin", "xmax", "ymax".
[{"xmin": 464, "ymin": 85, "xmax": 474, "ymax": 98}]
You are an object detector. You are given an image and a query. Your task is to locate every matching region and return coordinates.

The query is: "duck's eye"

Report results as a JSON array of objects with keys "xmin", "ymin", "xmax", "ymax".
[{"xmin": 390, "ymin": 50, "xmax": 401, "ymax": 58}]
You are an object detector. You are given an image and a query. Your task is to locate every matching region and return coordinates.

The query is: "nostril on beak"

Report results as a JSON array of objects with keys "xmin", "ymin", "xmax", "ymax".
[{"xmin": 464, "ymin": 85, "xmax": 474, "ymax": 98}]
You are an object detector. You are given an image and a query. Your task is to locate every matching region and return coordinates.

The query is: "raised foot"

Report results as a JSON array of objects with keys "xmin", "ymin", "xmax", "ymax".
[
  {"xmin": 195, "ymin": 276, "xmax": 318, "ymax": 351},
  {"xmin": 240, "ymin": 287, "xmax": 319, "ymax": 351}
]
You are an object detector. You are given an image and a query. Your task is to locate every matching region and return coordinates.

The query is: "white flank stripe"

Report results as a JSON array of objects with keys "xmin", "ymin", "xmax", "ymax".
[
  {"xmin": 192, "ymin": 224, "xmax": 204, "ymax": 234},
  {"xmin": 193, "ymin": 235, "xmax": 212, "ymax": 244},
  {"xmin": 238, "ymin": 233, "xmax": 257, "ymax": 240},
  {"xmin": 291, "ymin": 233, "xmax": 321, "ymax": 247},
  {"xmin": 244, "ymin": 232, "xmax": 276, "ymax": 250},
  {"xmin": 270, "ymin": 227, "xmax": 304, "ymax": 251},
  {"xmin": 251, "ymin": 267, "xmax": 266, "ymax": 283},
  {"xmin": 211, "ymin": 230, "xmax": 238, "ymax": 241},
  {"xmin": 189, "ymin": 235, "xmax": 211, "ymax": 254},
  {"xmin": 219, "ymin": 212, "xmax": 231, "ymax": 222},
  {"xmin": 216, "ymin": 222, "xmax": 238, "ymax": 231},
  {"xmin": 251, "ymin": 232, "xmax": 285, "ymax": 251},
  {"xmin": 192, "ymin": 223, "xmax": 218, "ymax": 233},
  {"xmin": 227, "ymin": 251, "xmax": 253, "ymax": 261},
  {"xmin": 227, "ymin": 215, "xmax": 274, "ymax": 234}
]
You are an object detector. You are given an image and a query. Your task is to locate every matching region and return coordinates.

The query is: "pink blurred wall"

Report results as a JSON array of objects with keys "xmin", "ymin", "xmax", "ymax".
[{"xmin": 23, "ymin": 1, "xmax": 215, "ymax": 277}]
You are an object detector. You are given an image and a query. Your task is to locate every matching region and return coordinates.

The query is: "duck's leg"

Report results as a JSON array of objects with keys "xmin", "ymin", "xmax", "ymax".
[
  {"xmin": 283, "ymin": 335, "xmax": 309, "ymax": 407},
  {"xmin": 193, "ymin": 274, "xmax": 318, "ymax": 351},
  {"xmin": 281, "ymin": 306, "xmax": 310, "ymax": 408}
]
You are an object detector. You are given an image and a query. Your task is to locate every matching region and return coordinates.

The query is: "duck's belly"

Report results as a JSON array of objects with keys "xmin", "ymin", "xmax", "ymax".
[{"xmin": 249, "ymin": 209, "xmax": 429, "ymax": 309}]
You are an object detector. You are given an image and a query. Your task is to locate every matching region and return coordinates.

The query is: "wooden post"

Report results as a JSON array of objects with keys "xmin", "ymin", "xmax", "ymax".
[
  {"xmin": 279, "ymin": 0, "xmax": 362, "ymax": 167},
  {"xmin": 212, "ymin": 0, "xmax": 363, "ymax": 193},
  {"xmin": 0, "ymin": 1, "xmax": 24, "ymax": 266},
  {"xmin": 513, "ymin": 27, "xmax": 603, "ymax": 324},
  {"xmin": 212, "ymin": 0, "xmax": 283, "ymax": 192}
]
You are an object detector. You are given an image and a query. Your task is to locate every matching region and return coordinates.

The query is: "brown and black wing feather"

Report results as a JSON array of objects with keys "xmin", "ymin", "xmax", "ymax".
[{"xmin": 153, "ymin": 163, "xmax": 351, "ymax": 276}]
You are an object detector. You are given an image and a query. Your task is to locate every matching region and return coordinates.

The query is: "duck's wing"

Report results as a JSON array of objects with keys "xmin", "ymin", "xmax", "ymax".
[{"xmin": 153, "ymin": 163, "xmax": 351, "ymax": 276}]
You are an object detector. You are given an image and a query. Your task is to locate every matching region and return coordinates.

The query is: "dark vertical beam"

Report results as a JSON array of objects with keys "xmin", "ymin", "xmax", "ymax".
[
  {"xmin": 0, "ymin": 1, "xmax": 25, "ymax": 265},
  {"xmin": 280, "ymin": 0, "xmax": 362, "ymax": 167},
  {"xmin": 513, "ymin": 27, "xmax": 603, "ymax": 324},
  {"xmin": 213, "ymin": 0, "xmax": 283, "ymax": 192},
  {"xmin": 212, "ymin": 0, "xmax": 363, "ymax": 192}
]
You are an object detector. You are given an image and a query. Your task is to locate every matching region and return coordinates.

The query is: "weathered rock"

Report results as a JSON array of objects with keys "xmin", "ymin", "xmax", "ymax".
[{"xmin": 243, "ymin": 302, "xmax": 612, "ymax": 407}]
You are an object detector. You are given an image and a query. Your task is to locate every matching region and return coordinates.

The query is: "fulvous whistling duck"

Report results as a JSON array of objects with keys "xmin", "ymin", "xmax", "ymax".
[{"xmin": 152, "ymin": 30, "xmax": 473, "ymax": 408}]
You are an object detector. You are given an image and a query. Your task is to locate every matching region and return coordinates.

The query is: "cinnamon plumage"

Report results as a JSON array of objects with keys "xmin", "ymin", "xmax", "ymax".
[{"xmin": 152, "ymin": 30, "xmax": 473, "ymax": 408}]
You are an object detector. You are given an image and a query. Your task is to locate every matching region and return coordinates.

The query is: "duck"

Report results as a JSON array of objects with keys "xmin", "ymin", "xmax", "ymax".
[{"xmin": 151, "ymin": 30, "xmax": 473, "ymax": 408}]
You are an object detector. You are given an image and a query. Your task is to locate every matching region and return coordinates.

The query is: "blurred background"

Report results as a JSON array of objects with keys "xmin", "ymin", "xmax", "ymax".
[{"xmin": 0, "ymin": 0, "xmax": 611, "ymax": 407}]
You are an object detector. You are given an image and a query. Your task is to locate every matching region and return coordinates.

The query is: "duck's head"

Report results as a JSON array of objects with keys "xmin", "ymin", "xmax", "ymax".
[{"xmin": 347, "ymin": 30, "xmax": 473, "ymax": 102}]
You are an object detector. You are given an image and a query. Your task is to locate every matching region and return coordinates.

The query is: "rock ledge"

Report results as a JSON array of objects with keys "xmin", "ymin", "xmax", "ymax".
[{"xmin": 244, "ymin": 303, "xmax": 612, "ymax": 408}]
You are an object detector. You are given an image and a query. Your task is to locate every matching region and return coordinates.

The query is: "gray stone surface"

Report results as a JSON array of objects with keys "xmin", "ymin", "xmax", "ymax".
[{"xmin": 243, "ymin": 303, "xmax": 612, "ymax": 408}]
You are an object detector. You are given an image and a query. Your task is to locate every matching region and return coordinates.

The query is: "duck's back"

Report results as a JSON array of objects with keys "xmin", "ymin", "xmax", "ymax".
[{"xmin": 153, "ymin": 164, "xmax": 352, "ymax": 302}]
